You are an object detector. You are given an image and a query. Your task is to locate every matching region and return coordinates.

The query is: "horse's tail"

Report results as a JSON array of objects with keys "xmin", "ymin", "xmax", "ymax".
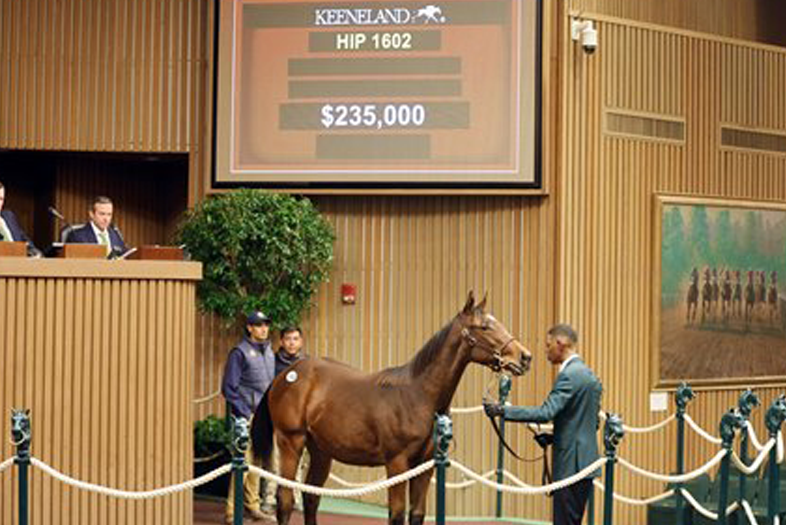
[{"xmin": 250, "ymin": 390, "xmax": 274, "ymax": 464}]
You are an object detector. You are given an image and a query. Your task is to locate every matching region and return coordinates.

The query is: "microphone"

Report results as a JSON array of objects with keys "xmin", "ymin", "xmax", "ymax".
[{"xmin": 48, "ymin": 206, "xmax": 67, "ymax": 222}]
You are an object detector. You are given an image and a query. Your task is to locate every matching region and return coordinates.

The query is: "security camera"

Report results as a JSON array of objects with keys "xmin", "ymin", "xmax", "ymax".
[
  {"xmin": 571, "ymin": 19, "xmax": 598, "ymax": 54},
  {"xmin": 581, "ymin": 25, "xmax": 597, "ymax": 54}
]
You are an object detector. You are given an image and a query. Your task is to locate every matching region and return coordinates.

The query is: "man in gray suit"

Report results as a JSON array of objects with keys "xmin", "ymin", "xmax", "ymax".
[{"xmin": 484, "ymin": 324, "xmax": 602, "ymax": 525}]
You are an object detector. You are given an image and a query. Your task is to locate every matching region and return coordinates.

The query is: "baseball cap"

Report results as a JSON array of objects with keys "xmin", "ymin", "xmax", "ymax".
[{"xmin": 246, "ymin": 311, "xmax": 271, "ymax": 325}]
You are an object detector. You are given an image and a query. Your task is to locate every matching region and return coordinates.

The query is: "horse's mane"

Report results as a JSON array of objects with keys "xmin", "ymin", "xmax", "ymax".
[{"xmin": 374, "ymin": 317, "xmax": 457, "ymax": 388}]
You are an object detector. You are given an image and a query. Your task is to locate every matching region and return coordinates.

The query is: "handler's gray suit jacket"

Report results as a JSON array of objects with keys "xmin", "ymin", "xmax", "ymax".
[{"xmin": 503, "ymin": 356, "xmax": 602, "ymax": 481}]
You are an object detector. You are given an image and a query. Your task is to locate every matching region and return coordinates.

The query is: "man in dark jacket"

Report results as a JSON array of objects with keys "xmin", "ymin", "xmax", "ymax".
[
  {"xmin": 0, "ymin": 181, "xmax": 41, "ymax": 256},
  {"xmin": 65, "ymin": 195, "xmax": 126, "ymax": 257},
  {"xmin": 271, "ymin": 326, "xmax": 308, "ymax": 511},
  {"xmin": 484, "ymin": 324, "xmax": 602, "ymax": 525},
  {"xmin": 222, "ymin": 311, "xmax": 276, "ymax": 523}
]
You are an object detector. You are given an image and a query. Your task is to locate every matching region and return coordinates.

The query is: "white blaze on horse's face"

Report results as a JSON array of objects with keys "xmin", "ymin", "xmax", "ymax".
[{"xmin": 467, "ymin": 312, "xmax": 531, "ymax": 376}]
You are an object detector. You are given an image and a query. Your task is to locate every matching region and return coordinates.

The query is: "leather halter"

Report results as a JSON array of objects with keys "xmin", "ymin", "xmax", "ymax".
[{"xmin": 460, "ymin": 325, "xmax": 517, "ymax": 373}]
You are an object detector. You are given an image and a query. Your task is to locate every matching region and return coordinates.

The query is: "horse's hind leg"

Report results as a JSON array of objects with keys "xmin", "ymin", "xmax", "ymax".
[
  {"xmin": 276, "ymin": 432, "xmax": 306, "ymax": 525},
  {"xmin": 302, "ymin": 444, "xmax": 332, "ymax": 525},
  {"xmin": 407, "ymin": 468, "xmax": 434, "ymax": 525}
]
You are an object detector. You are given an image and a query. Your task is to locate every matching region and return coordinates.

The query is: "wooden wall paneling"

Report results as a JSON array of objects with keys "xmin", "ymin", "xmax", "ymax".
[
  {"xmin": 558, "ymin": 14, "xmax": 786, "ymax": 525},
  {"xmin": 567, "ymin": 0, "xmax": 786, "ymax": 47},
  {"xmin": 0, "ymin": 0, "xmax": 207, "ymax": 152},
  {"xmin": 0, "ymin": 264, "xmax": 199, "ymax": 525}
]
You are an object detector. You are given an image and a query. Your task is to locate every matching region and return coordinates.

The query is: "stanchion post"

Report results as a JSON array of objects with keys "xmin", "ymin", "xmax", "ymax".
[
  {"xmin": 602, "ymin": 413, "xmax": 624, "ymax": 525},
  {"xmin": 737, "ymin": 389, "xmax": 760, "ymax": 504},
  {"xmin": 11, "ymin": 409, "xmax": 31, "ymax": 525},
  {"xmin": 764, "ymin": 395, "xmax": 786, "ymax": 525},
  {"xmin": 433, "ymin": 413, "xmax": 453, "ymax": 525},
  {"xmin": 230, "ymin": 416, "xmax": 250, "ymax": 525},
  {"xmin": 587, "ymin": 484, "xmax": 595, "ymax": 525},
  {"xmin": 495, "ymin": 375, "xmax": 511, "ymax": 519},
  {"xmin": 716, "ymin": 408, "xmax": 744, "ymax": 525},
  {"xmin": 674, "ymin": 382, "xmax": 694, "ymax": 525}
]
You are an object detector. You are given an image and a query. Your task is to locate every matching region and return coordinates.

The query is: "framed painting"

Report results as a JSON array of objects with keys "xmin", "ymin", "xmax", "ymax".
[{"xmin": 653, "ymin": 195, "xmax": 786, "ymax": 388}]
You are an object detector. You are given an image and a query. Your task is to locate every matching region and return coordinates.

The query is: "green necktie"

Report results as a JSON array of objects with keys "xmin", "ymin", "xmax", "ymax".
[
  {"xmin": 98, "ymin": 230, "xmax": 111, "ymax": 255},
  {"xmin": 0, "ymin": 217, "xmax": 13, "ymax": 242}
]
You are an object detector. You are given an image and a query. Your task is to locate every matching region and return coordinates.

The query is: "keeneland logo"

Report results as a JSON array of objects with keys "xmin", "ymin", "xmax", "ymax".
[{"xmin": 314, "ymin": 4, "xmax": 447, "ymax": 26}]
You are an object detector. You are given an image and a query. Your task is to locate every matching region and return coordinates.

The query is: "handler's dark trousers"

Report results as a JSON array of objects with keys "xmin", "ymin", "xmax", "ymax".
[{"xmin": 553, "ymin": 478, "xmax": 593, "ymax": 525}]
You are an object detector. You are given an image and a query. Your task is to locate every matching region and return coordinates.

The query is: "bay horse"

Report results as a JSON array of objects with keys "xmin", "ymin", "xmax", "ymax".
[{"xmin": 251, "ymin": 292, "xmax": 531, "ymax": 525}]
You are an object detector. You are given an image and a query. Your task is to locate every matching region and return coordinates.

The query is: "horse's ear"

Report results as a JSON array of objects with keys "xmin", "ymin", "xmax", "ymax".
[
  {"xmin": 462, "ymin": 291, "xmax": 475, "ymax": 314},
  {"xmin": 477, "ymin": 293, "xmax": 488, "ymax": 312}
]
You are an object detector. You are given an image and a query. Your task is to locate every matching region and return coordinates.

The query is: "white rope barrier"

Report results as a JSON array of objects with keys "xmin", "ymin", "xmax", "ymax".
[
  {"xmin": 327, "ymin": 473, "xmax": 369, "ymax": 488},
  {"xmin": 0, "ymin": 456, "xmax": 15, "ymax": 474},
  {"xmin": 599, "ymin": 411, "xmax": 676, "ymax": 434},
  {"xmin": 618, "ymin": 449, "xmax": 728, "ymax": 483},
  {"xmin": 248, "ymin": 460, "xmax": 435, "ymax": 497},
  {"xmin": 449, "ymin": 457, "xmax": 607, "ymax": 495},
  {"xmin": 679, "ymin": 488, "xmax": 739, "ymax": 520},
  {"xmin": 30, "ymin": 457, "xmax": 232, "ymax": 499},
  {"xmin": 731, "ymin": 438, "xmax": 775, "ymax": 475},
  {"xmin": 592, "ymin": 479, "xmax": 675, "ymax": 506},
  {"xmin": 740, "ymin": 499, "xmax": 759, "ymax": 525},
  {"xmin": 744, "ymin": 421, "xmax": 766, "ymax": 451},
  {"xmin": 193, "ymin": 389, "xmax": 222, "ymax": 405},
  {"xmin": 450, "ymin": 405, "xmax": 484, "ymax": 415},
  {"xmin": 683, "ymin": 414, "xmax": 723, "ymax": 445},
  {"xmin": 437, "ymin": 470, "xmax": 496, "ymax": 489}
]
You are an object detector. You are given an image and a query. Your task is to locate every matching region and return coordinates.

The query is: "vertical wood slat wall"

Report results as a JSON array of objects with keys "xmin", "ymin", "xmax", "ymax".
[
  {"xmin": 566, "ymin": 0, "xmax": 786, "ymax": 47},
  {"xmin": 558, "ymin": 14, "xmax": 786, "ymax": 525},
  {"xmin": 0, "ymin": 0, "xmax": 211, "ymax": 206},
  {"xmin": 0, "ymin": 269, "xmax": 197, "ymax": 525},
  {"xmin": 0, "ymin": 0, "xmax": 205, "ymax": 153}
]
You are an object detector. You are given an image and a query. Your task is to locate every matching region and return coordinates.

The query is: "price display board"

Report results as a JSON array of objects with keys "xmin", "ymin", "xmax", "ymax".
[{"xmin": 213, "ymin": 0, "xmax": 542, "ymax": 189}]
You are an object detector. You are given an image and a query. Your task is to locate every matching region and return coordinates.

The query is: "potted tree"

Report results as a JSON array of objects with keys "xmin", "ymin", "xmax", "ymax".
[
  {"xmin": 179, "ymin": 189, "xmax": 335, "ymax": 496},
  {"xmin": 193, "ymin": 415, "xmax": 232, "ymax": 497}
]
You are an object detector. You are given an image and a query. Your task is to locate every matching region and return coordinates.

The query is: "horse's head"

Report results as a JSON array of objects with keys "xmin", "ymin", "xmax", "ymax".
[
  {"xmin": 603, "ymin": 412, "xmax": 625, "ymax": 452},
  {"xmin": 737, "ymin": 389, "xmax": 760, "ymax": 419},
  {"xmin": 458, "ymin": 291, "xmax": 532, "ymax": 376},
  {"xmin": 719, "ymin": 408, "xmax": 745, "ymax": 446},
  {"xmin": 11, "ymin": 408, "xmax": 31, "ymax": 446},
  {"xmin": 765, "ymin": 395, "xmax": 786, "ymax": 435}
]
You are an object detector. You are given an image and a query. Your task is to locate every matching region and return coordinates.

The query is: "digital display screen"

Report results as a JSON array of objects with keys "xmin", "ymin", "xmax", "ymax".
[{"xmin": 213, "ymin": 0, "xmax": 541, "ymax": 188}]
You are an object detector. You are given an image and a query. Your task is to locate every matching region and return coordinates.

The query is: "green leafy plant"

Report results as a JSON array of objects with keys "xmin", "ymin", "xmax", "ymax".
[
  {"xmin": 194, "ymin": 415, "xmax": 231, "ymax": 457},
  {"xmin": 177, "ymin": 190, "xmax": 335, "ymax": 327}
]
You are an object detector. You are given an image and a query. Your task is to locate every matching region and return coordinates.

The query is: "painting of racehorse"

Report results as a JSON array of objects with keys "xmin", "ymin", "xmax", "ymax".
[{"xmin": 654, "ymin": 195, "xmax": 786, "ymax": 386}]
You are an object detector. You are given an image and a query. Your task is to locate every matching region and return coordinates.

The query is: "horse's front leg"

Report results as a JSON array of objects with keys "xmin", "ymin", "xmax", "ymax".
[
  {"xmin": 386, "ymin": 458, "xmax": 409, "ymax": 525},
  {"xmin": 407, "ymin": 467, "xmax": 434, "ymax": 525}
]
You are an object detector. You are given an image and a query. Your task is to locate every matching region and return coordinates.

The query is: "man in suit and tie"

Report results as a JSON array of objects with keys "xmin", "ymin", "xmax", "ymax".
[
  {"xmin": 65, "ymin": 195, "xmax": 127, "ymax": 257},
  {"xmin": 0, "ymin": 181, "xmax": 41, "ymax": 256},
  {"xmin": 484, "ymin": 324, "xmax": 602, "ymax": 525}
]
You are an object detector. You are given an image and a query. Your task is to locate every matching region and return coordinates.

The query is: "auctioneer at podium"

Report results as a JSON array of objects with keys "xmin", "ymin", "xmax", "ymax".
[{"xmin": 64, "ymin": 195, "xmax": 128, "ymax": 257}]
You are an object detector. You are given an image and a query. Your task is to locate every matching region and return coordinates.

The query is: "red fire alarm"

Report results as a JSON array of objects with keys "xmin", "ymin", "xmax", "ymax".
[{"xmin": 341, "ymin": 284, "xmax": 357, "ymax": 305}]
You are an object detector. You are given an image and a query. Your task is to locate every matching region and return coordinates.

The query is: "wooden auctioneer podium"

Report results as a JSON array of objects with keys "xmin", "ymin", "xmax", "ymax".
[{"xmin": 0, "ymin": 247, "xmax": 201, "ymax": 525}]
